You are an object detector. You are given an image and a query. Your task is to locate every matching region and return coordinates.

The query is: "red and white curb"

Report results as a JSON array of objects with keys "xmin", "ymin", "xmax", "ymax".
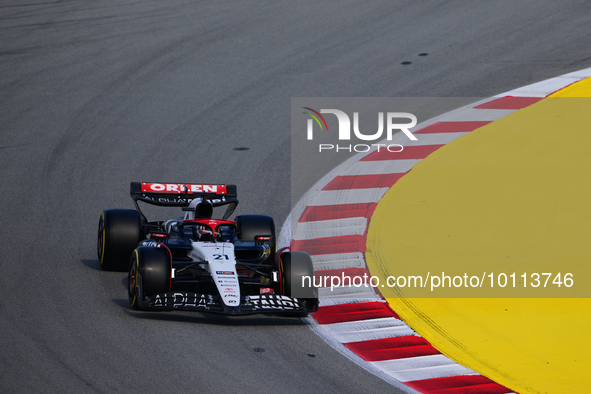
[{"xmin": 280, "ymin": 67, "xmax": 591, "ymax": 394}]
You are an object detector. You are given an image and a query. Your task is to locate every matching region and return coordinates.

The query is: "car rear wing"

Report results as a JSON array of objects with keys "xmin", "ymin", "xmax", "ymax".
[{"xmin": 130, "ymin": 182, "xmax": 238, "ymax": 220}]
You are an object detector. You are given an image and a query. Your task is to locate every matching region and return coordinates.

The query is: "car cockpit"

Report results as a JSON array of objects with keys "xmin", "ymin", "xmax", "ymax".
[{"xmin": 164, "ymin": 198, "xmax": 237, "ymax": 243}]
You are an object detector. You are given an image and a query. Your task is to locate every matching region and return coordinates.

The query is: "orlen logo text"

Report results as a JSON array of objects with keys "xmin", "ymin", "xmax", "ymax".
[
  {"xmin": 303, "ymin": 107, "xmax": 417, "ymax": 153},
  {"xmin": 141, "ymin": 183, "xmax": 227, "ymax": 194}
]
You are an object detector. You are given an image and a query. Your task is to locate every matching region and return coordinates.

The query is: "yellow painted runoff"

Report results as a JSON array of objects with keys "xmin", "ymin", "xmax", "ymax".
[
  {"xmin": 365, "ymin": 79, "xmax": 591, "ymax": 393},
  {"xmin": 551, "ymin": 76, "xmax": 591, "ymax": 97}
]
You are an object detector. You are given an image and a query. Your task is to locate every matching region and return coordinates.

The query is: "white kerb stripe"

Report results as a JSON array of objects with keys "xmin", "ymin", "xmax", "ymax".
[
  {"xmin": 387, "ymin": 364, "xmax": 477, "ymax": 383},
  {"xmin": 319, "ymin": 284, "xmax": 378, "ymax": 299},
  {"xmin": 293, "ymin": 217, "xmax": 368, "ymax": 241},
  {"xmin": 331, "ymin": 324, "xmax": 415, "ymax": 343},
  {"xmin": 497, "ymin": 74, "xmax": 587, "ymax": 97},
  {"xmin": 312, "ymin": 252, "xmax": 366, "ymax": 271},
  {"xmin": 372, "ymin": 355, "xmax": 459, "ymax": 374},
  {"xmin": 438, "ymin": 108, "xmax": 515, "ymax": 122},
  {"xmin": 321, "ymin": 317, "xmax": 415, "ymax": 343},
  {"xmin": 341, "ymin": 160, "xmax": 420, "ymax": 176},
  {"xmin": 318, "ymin": 297, "xmax": 383, "ymax": 306},
  {"xmin": 559, "ymin": 67, "xmax": 591, "ymax": 79},
  {"xmin": 309, "ymin": 188, "xmax": 390, "ymax": 206},
  {"xmin": 387, "ymin": 131, "xmax": 469, "ymax": 147}
]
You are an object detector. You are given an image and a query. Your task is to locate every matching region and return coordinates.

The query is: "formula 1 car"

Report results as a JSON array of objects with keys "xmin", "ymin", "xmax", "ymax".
[{"xmin": 97, "ymin": 182, "xmax": 318, "ymax": 315}]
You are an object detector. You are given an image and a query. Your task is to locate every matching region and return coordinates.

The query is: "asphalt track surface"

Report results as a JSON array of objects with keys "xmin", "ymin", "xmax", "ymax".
[{"xmin": 2, "ymin": 1, "xmax": 591, "ymax": 393}]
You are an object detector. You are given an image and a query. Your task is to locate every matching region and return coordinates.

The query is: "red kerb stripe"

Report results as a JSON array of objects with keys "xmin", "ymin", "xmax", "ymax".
[
  {"xmin": 344, "ymin": 336, "xmax": 440, "ymax": 362},
  {"xmin": 428, "ymin": 383, "xmax": 513, "ymax": 394},
  {"xmin": 313, "ymin": 301, "xmax": 399, "ymax": 324},
  {"xmin": 405, "ymin": 374, "xmax": 513, "ymax": 394},
  {"xmin": 292, "ymin": 235, "xmax": 366, "ymax": 255},
  {"xmin": 323, "ymin": 173, "xmax": 406, "ymax": 190},
  {"xmin": 361, "ymin": 145, "xmax": 443, "ymax": 161},
  {"xmin": 414, "ymin": 121, "xmax": 491, "ymax": 134},
  {"xmin": 474, "ymin": 96, "xmax": 542, "ymax": 109},
  {"xmin": 299, "ymin": 203, "xmax": 377, "ymax": 222}
]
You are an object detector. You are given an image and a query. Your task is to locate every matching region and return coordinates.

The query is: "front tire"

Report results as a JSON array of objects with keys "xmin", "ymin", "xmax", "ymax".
[
  {"xmin": 98, "ymin": 209, "xmax": 143, "ymax": 271},
  {"xmin": 279, "ymin": 251, "xmax": 319, "ymax": 314},
  {"xmin": 128, "ymin": 246, "xmax": 170, "ymax": 310}
]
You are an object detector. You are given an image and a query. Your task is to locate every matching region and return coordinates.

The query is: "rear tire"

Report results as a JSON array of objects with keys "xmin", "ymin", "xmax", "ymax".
[
  {"xmin": 98, "ymin": 209, "xmax": 143, "ymax": 271},
  {"xmin": 279, "ymin": 251, "xmax": 319, "ymax": 315},
  {"xmin": 128, "ymin": 246, "xmax": 170, "ymax": 310},
  {"xmin": 236, "ymin": 214, "xmax": 276, "ymax": 263}
]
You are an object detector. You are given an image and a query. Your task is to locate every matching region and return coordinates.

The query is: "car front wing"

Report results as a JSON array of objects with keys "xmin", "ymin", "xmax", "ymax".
[{"xmin": 138, "ymin": 292, "xmax": 316, "ymax": 314}]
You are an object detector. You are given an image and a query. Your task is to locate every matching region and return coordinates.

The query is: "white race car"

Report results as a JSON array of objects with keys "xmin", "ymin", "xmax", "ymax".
[{"xmin": 98, "ymin": 182, "xmax": 319, "ymax": 315}]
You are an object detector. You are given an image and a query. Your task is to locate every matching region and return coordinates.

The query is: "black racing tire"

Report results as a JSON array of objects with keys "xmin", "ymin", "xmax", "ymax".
[
  {"xmin": 235, "ymin": 214, "xmax": 276, "ymax": 263},
  {"xmin": 98, "ymin": 209, "xmax": 143, "ymax": 271},
  {"xmin": 279, "ymin": 251, "xmax": 319, "ymax": 315},
  {"xmin": 128, "ymin": 246, "xmax": 170, "ymax": 310},
  {"xmin": 128, "ymin": 251, "xmax": 141, "ymax": 310}
]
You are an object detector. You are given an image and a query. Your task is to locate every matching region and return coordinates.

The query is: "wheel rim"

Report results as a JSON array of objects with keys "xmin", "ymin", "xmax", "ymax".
[
  {"xmin": 129, "ymin": 267, "xmax": 136, "ymax": 291},
  {"xmin": 128, "ymin": 254, "xmax": 138, "ymax": 304},
  {"xmin": 97, "ymin": 220, "xmax": 104, "ymax": 261}
]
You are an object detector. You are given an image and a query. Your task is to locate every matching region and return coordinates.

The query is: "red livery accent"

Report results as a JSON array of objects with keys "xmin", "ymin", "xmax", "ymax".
[
  {"xmin": 182, "ymin": 219, "xmax": 236, "ymax": 234},
  {"xmin": 255, "ymin": 236, "xmax": 272, "ymax": 241},
  {"xmin": 183, "ymin": 219, "xmax": 236, "ymax": 225},
  {"xmin": 141, "ymin": 183, "xmax": 227, "ymax": 194},
  {"xmin": 260, "ymin": 287, "xmax": 273, "ymax": 295},
  {"xmin": 150, "ymin": 233, "xmax": 168, "ymax": 238}
]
